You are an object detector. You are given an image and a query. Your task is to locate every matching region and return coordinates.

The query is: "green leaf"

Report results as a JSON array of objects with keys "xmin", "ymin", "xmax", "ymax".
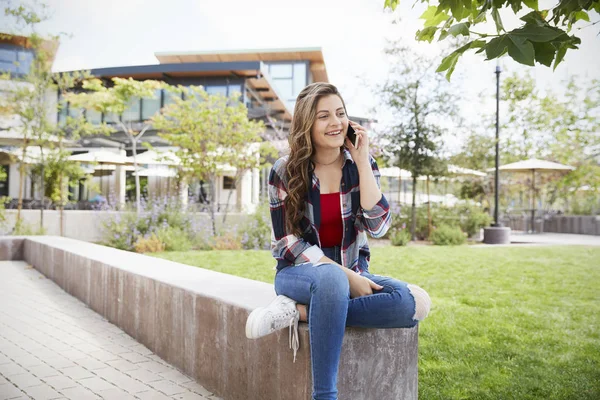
[
  {"xmin": 511, "ymin": 24, "xmax": 564, "ymax": 42},
  {"xmin": 384, "ymin": 0, "xmax": 400, "ymax": 11},
  {"xmin": 436, "ymin": 40, "xmax": 484, "ymax": 80},
  {"xmin": 420, "ymin": 6, "xmax": 450, "ymax": 27},
  {"xmin": 416, "ymin": 27, "xmax": 438, "ymax": 43},
  {"xmin": 448, "ymin": 22, "xmax": 471, "ymax": 36},
  {"xmin": 508, "ymin": 0, "xmax": 523, "ymax": 13},
  {"xmin": 470, "ymin": 40, "xmax": 487, "ymax": 48},
  {"xmin": 520, "ymin": 11, "xmax": 547, "ymax": 26},
  {"xmin": 437, "ymin": 52, "xmax": 461, "ymax": 81},
  {"xmin": 448, "ymin": 0, "xmax": 467, "ymax": 20},
  {"xmin": 573, "ymin": 10, "xmax": 590, "ymax": 22},
  {"xmin": 485, "ymin": 35, "xmax": 510, "ymax": 59},
  {"xmin": 491, "ymin": 8, "xmax": 504, "ymax": 32},
  {"xmin": 507, "ymin": 35, "xmax": 535, "ymax": 66},
  {"xmin": 523, "ymin": 0, "xmax": 539, "ymax": 10},
  {"xmin": 439, "ymin": 29, "xmax": 450, "ymax": 40},
  {"xmin": 532, "ymin": 41, "xmax": 556, "ymax": 66},
  {"xmin": 553, "ymin": 43, "xmax": 568, "ymax": 70}
]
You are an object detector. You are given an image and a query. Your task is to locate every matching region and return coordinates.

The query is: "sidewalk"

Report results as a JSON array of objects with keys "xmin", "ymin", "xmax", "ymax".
[
  {"xmin": 0, "ymin": 261, "xmax": 222, "ymax": 400},
  {"xmin": 508, "ymin": 232, "xmax": 600, "ymax": 246}
]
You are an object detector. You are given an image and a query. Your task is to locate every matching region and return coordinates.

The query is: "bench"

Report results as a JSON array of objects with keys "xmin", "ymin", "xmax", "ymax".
[{"xmin": 0, "ymin": 236, "xmax": 418, "ymax": 400}]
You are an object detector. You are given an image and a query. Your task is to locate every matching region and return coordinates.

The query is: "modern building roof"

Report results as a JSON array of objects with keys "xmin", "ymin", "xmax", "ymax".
[
  {"xmin": 154, "ymin": 47, "xmax": 329, "ymax": 83},
  {"xmin": 0, "ymin": 33, "xmax": 59, "ymax": 65},
  {"xmin": 86, "ymin": 61, "xmax": 292, "ymax": 123}
]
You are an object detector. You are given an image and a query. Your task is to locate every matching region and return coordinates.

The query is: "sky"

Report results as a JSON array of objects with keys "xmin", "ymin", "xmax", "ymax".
[{"xmin": 3, "ymin": 0, "xmax": 599, "ymax": 150}]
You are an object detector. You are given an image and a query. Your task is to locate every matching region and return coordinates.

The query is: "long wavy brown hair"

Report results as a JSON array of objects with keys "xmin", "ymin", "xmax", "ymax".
[{"xmin": 285, "ymin": 82, "xmax": 348, "ymax": 237}]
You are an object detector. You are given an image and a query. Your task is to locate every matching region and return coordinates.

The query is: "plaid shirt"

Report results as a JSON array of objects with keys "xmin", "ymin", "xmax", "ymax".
[{"xmin": 269, "ymin": 149, "xmax": 391, "ymax": 273}]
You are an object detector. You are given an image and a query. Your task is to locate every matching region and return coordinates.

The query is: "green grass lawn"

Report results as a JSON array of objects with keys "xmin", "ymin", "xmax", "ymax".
[{"xmin": 153, "ymin": 245, "xmax": 600, "ymax": 399}]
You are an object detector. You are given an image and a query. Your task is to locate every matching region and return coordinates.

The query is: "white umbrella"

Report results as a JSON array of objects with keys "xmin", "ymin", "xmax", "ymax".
[
  {"xmin": 134, "ymin": 167, "xmax": 177, "ymax": 177},
  {"xmin": 69, "ymin": 150, "xmax": 129, "ymax": 201},
  {"xmin": 68, "ymin": 150, "xmax": 128, "ymax": 164},
  {"xmin": 448, "ymin": 164, "xmax": 486, "ymax": 177},
  {"xmin": 496, "ymin": 158, "xmax": 575, "ymax": 232},
  {"xmin": 126, "ymin": 150, "xmax": 180, "ymax": 166}
]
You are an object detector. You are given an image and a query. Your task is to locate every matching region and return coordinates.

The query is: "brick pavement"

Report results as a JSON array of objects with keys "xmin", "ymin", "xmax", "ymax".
[{"xmin": 0, "ymin": 261, "xmax": 223, "ymax": 400}]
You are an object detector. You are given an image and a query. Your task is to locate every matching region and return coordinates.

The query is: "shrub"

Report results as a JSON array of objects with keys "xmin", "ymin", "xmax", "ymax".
[
  {"xmin": 212, "ymin": 233, "xmax": 242, "ymax": 250},
  {"xmin": 100, "ymin": 197, "xmax": 194, "ymax": 251},
  {"xmin": 389, "ymin": 202, "xmax": 491, "ymax": 240},
  {"xmin": 430, "ymin": 225, "xmax": 466, "ymax": 245},
  {"xmin": 390, "ymin": 228, "xmax": 411, "ymax": 246},
  {"xmin": 134, "ymin": 234, "xmax": 165, "ymax": 253},
  {"xmin": 12, "ymin": 219, "xmax": 47, "ymax": 236},
  {"xmin": 155, "ymin": 226, "xmax": 192, "ymax": 252},
  {"xmin": 239, "ymin": 203, "xmax": 271, "ymax": 250}
]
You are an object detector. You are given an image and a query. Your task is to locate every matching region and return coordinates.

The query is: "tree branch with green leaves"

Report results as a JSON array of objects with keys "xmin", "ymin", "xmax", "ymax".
[{"xmin": 384, "ymin": 0, "xmax": 600, "ymax": 80}]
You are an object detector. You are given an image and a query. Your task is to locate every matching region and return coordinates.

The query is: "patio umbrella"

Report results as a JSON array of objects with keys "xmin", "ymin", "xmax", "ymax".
[
  {"xmin": 69, "ymin": 150, "xmax": 128, "ymax": 201},
  {"xmin": 126, "ymin": 150, "xmax": 180, "ymax": 166},
  {"xmin": 497, "ymin": 158, "xmax": 575, "ymax": 232},
  {"xmin": 134, "ymin": 167, "xmax": 178, "ymax": 197},
  {"xmin": 448, "ymin": 164, "xmax": 486, "ymax": 177}
]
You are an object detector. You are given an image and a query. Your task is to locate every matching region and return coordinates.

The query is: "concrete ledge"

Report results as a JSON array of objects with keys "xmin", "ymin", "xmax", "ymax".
[
  {"xmin": 1, "ymin": 236, "xmax": 418, "ymax": 400},
  {"xmin": 0, "ymin": 236, "xmax": 24, "ymax": 261}
]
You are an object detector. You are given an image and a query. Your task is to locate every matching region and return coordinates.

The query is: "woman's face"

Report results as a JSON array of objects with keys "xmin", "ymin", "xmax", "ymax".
[{"xmin": 310, "ymin": 94, "xmax": 348, "ymax": 152}]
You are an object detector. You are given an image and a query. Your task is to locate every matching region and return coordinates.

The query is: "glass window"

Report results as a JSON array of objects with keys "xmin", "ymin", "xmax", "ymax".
[
  {"xmin": 17, "ymin": 51, "xmax": 33, "ymax": 74},
  {"xmin": 141, "ymin": 89, "xmax": 161, "ymax": 120},
  {"xmin": 122, "ymin": 96, "xmax": 140, "ymax": 122},
  {"xmin": 293, "ymin": 63, "xmax": 307, "ymax": 95},
  {"xmin": 0, "ymin": 48, "xmax": 17, "ymax": 63},
  {"xmin": 228, "ymin": 84, "xmax": 242, "ymax": 98},
  {"xmin": 0, "ymin": 61, "xmax": 16, "ymax": 73},
  {"xmin": 273, "ymin": 78, "xmax": 293, "ymax": 101},
  {"xmin": 86, "ymin": 108, "xmax": 102, "ymax": 124},
  {"xmin": 57, "ymin": 99, "xmax": 68, "ymax": 124},
  {"xmin": 269, "ymin": 64, "xmax": 292, "ymax": 79},
  {"xmin": 163, "ymin": 90, "xmax": 181, "ymax": 106},
  {"xmin": 69, "ymin": 106, "xmax": 83, "ymax": 119},
  {"xmin": 105, "ymin": 112, "xmax": 120, "ymax": 123},
  {"xmin": 206, "ymin": 85, "xmax": 228, "ymax": 96},
  {"xmin": 223, "ymin": 176, "xmax": 236, "ymax": 190}
]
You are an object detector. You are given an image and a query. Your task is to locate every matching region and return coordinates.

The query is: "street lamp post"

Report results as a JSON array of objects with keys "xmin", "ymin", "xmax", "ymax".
[
  {"xmin": 483, "ymin": 63, "xmax": 511, "ymax": 244},
  {"xmin": 493, "ymin": 65, "xmax": 501, "ymax": 227}
]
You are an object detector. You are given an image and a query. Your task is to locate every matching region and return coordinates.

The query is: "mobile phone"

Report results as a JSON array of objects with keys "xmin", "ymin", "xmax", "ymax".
[{"xmin": 347, "ymin": 123, "xmax": 358, "ymax": 148}]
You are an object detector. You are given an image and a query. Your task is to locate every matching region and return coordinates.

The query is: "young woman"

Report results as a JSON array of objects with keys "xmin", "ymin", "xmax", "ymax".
[{"xmin": 246, "ymin": 82, "xmax": 431, "ymax": 400}]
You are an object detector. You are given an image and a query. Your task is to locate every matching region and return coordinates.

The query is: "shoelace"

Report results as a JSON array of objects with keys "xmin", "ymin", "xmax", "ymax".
[{"xmin": 288, "ymin": 313, "xmax": 300, "ymax": 363}]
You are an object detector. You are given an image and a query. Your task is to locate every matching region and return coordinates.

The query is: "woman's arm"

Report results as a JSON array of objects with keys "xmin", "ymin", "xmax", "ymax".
[
  {"xmin": 318, "ymin": 255, "xmax": 383, "ymax": 298},
  {"xmin": 345, "ymin": 121, "xmax": 391, "ymax": 238},
  {"xmin": 269, "ymin": 158, "xmax": 325, "ymax": 266}
]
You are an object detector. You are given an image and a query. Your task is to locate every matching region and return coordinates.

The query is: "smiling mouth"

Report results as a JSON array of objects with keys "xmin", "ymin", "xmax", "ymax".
[{"xmin": 325, "ymin": 130, "xmax": 342, "ymax": 136}]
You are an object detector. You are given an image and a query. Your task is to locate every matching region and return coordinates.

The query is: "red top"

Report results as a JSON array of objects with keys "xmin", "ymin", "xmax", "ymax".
[{"xmin": 319, "ymin": 192, "xmax": 343, "ymax": 247}]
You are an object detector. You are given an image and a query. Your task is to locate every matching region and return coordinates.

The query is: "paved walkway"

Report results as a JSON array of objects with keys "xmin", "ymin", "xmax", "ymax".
[
  {"xmin": 0, "ymin": 261, "xmax": 222, "ymax": 400},
  {"xmin": 508, "ymin": 231, "xmax": 600, "ymax": 246}
]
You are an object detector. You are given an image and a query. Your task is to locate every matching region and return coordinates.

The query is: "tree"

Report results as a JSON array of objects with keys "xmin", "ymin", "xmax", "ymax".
[
  {"xmin": 384, "ymin": 0, "xmax": 599, "ymax": 79},
  {"xmin": 450, "ymin": 72, "xmax": 600, "ymax": 212},
  {"xmin": 64, "ymin": 77, "xmax": 163, "ymax": 213},
  {"xmin": 151, "ymin": 85, "xmax": 266, "ymax": 235},
  {"xmin": 379, "ymin": 43, "xmax": 456, "ymax": 240},
  {"xmin": 1, "ymin": 2, "xmax": 103, "ymax": 233}
]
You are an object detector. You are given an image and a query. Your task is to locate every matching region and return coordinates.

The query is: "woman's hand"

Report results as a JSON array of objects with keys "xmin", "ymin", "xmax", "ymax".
[
  {"xmin": 348, "ymin": 273, "xmax": 383, "ymax": 298},
  {"xmin": 345, "ymin": 120, "xmax": 370, "ymax": 168}
]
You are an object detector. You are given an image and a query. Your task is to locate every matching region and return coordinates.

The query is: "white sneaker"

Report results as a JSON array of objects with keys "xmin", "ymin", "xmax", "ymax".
[{"xmin": 245, "ymin": 295, "xmax": 300, "ymax": 362}]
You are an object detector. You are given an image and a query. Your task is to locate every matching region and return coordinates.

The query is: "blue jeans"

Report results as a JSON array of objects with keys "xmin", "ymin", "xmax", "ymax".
[{"xmin": 274, "ymin": 246, "xmax": 419, "ymax": 400}]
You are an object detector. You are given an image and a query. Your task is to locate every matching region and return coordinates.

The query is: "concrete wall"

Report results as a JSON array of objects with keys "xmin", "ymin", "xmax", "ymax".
[
  {"xmin": 2, "ymin": 210, "xmax": 250, "ymax": 242},
  {"xmin": 0, "ymin": 236, "xmax": 419, "ymax": 400}
]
